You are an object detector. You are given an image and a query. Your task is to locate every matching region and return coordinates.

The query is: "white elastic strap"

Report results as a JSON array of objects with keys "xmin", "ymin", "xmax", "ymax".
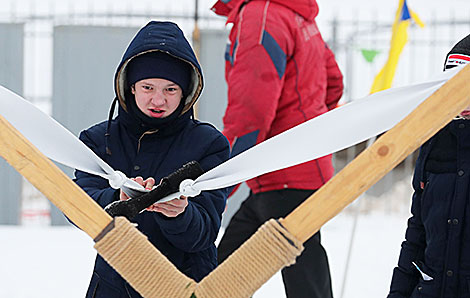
[
  {"xmin": 191, "ymin": 66, "xmax": 463, "ymax": 191},
  {"xmin": 0, "ymin": 66, "xmax": 463, "ymax": 197}
]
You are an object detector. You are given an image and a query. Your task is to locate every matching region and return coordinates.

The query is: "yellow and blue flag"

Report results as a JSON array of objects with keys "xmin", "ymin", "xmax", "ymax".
[{"xmin": 370, "ymin": 0, "xmax": 425, "ymax": 94}]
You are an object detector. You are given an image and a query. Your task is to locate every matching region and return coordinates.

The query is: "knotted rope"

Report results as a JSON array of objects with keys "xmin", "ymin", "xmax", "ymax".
[
  {"xmin": 94, "ymin": 217, "xmax": 197, "ymax": 298},
  {"xmin": 194, "ymin": 218, "xmax": 303, "ymax": 298}
]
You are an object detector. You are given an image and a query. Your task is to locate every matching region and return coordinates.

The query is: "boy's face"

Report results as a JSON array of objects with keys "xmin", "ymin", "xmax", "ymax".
[{"xmin": 132, "ymin": 78, "xmax": 183, "ymax": 118}]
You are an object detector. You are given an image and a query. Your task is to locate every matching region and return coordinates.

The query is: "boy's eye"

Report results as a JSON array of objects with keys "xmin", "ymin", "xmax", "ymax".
[{"xmin": 142, "ymin": 85, "xmax": 153, "ymax": 90}]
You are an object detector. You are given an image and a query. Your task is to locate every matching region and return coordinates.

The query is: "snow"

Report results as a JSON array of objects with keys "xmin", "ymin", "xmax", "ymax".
[
  {"xmin": 1, "ymin": 225, "xmax": 95, "ymax": 297},
  {"xmin": 0, "ymin": 207, "xmax": 410, "ymax": 298}
]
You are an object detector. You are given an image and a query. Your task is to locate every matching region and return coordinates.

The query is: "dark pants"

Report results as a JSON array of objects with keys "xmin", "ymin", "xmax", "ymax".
[{"xmin": 217, "ymin": 189, "xmax": 333, "ymax": 298}]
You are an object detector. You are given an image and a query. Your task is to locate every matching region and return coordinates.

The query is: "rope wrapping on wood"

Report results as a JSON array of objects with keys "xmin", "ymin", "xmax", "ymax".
[
  {"xmin": 94, "ymin": 217, "xmax": 196, "ymax": 297},
  {"xmin": 194, "ymin": 218, "xmax": 303, "ymax": 298}
]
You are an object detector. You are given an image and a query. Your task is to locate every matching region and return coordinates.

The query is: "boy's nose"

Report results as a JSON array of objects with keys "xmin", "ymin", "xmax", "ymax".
[{"xmin": 151, "ymin": 90, "xmax": 165, "ymax": 105}]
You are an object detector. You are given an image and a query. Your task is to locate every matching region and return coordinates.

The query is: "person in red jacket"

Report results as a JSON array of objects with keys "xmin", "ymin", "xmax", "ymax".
[{"xmin": 211, "ymin": 0, "xmax": 344, "ymax": 297}]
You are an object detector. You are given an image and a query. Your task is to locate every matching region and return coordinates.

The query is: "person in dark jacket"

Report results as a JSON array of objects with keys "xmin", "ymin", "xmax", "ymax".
[
  {"xmin": 73, "ymin": 21, "xmax": 230, "ymax": 298},
  {"xmin": 388, "ymin": 33, "xmax": 470, "ymax": 298},
  {"xmin": 211, "ymin": 0, "xmax": 343, "ymax": 297}
]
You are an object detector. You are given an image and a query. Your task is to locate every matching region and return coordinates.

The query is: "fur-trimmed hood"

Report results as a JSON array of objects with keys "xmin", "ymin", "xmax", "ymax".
[{"xmin": 114, "ymin": 21, "xmax": 203, "ymax": 115}]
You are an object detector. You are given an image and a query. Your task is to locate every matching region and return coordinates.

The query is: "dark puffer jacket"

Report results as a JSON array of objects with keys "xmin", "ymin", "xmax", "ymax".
[
  {"xmin": 388, "ymin": 119, "xmax": 470, "ymax": 298},
  {"xmin": 74, "ymin": 21, "xmax": 230, "ymax": 297}
]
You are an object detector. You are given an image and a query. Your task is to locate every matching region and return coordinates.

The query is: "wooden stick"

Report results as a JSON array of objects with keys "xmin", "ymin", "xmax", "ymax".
[
  {"xmin": 0, "ymin": 114, "xmax": 111, "ymax": 239},
  {"xmin": 0, "ymin": 114, "xmax": 198, "ymax": 297},
  {"xmin": 281, "ymin": 64, "xmax": 470, "ymax": 243}
]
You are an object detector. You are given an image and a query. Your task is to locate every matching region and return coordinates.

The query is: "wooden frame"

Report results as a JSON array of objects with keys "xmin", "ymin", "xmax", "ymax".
[{"xmin": 1, "ymin": 65, "xmax": 469, "ymax": 297}]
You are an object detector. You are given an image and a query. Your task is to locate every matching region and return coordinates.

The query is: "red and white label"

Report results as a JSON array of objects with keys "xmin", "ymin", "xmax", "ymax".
[{"xmin": 446, "ymin": 54, "xmax": 470, "ymax": 67}]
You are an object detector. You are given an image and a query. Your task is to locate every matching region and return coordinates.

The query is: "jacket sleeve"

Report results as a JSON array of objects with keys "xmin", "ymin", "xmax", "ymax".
[
  {"xmin": 73, "ymin": 129, "xmax": 118, "ymax": 208},
  {"xmin": 324, "ymin": 44, "xmax": 344, "ymax": 110},
  {"xmin": 388, "ymin": 155, "xmax": 426, "ymax": 297},
  {"xmin": 222, "ymin": 2, "xmax": 293, "ymax": 147},
  {"xmin": 153, "ymin": 133, "xmax": 230, "ymax": 252}
]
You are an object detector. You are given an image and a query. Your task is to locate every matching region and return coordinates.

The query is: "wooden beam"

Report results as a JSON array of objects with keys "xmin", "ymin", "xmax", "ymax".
[
  {"xmin": 281, "ymin": 64, "xmax": 470, "ymax": 243},
  {"xmin": 0, "ymin": 114, "xmax": 111, "ymax": 239}
]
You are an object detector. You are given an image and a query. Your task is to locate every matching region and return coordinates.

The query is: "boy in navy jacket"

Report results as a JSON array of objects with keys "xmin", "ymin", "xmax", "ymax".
[
  {"xmin": 388, "ymin": 34, "xmax": 470, "ymax": 298},
  {"xmin": 74, "ymin": 21, "xmax": 230, "ymax": 297}
]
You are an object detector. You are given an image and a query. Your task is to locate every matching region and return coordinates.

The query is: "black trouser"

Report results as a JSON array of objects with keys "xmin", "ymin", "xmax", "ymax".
[{"xmin": 217, "ymin": 189, "xmax": 333, "ymax": 298}]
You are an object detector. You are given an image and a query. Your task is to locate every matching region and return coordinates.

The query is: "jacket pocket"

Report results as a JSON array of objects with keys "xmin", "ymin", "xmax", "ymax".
[
  {"xmin": 412, "ymin": 261, "xmax": 434, "ymax": 281},
  {"xmin": 86, "ymin": 271, "xmax": 123, "ymax": 298}
]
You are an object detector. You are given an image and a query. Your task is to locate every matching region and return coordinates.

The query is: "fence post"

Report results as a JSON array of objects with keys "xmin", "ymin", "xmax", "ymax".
[{"xmin": 0, "ymin": 23, "xmax": 24, "ymax": 225}]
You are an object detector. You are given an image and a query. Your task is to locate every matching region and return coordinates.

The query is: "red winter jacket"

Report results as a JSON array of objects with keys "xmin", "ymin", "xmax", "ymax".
[{"xmin": 212, "ymin": 0, "xmax": 344, "ymax": 193}]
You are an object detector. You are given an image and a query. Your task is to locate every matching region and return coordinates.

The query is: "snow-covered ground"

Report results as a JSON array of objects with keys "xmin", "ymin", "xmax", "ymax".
[{"xmin": 0, "ymin": 206, "xmax": 410, "ymax": 298}]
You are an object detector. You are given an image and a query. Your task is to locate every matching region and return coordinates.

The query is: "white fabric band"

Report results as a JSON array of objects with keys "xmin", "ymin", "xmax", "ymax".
[
  {"xmin": 191, "ymin": 66, "xmax": 462, "ymax": 192},
  {"xmin": 0, "ymin": 66, "xmax": 463, "ymax": 201}
]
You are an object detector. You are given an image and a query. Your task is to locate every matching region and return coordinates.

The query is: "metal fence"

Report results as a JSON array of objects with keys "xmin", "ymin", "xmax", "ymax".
[{"xmin": 0, "ymin": 4, "xmax": 469, "ymax": 224}]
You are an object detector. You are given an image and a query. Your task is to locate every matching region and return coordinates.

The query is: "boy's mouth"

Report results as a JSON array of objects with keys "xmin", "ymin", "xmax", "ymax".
[{"xmin": 148, "ymin": 108, "xmax": 165, "ymax": 117}]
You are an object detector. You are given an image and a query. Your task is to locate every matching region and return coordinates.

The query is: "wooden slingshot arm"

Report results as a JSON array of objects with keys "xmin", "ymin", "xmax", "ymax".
[
  {"xmin": 281, "ymin": 64, "xmax": 470, "ymax": 243},
  {"xmin": 0, "ymin": 115, "xmax": 196, "ymax": 297},
  {"xmin": 0, "ymin": 115, "xmax": 112, "ymax": 239},
  {"xmin": 194, "ymin": 65, "xmax": 470, "ymax": 298}
]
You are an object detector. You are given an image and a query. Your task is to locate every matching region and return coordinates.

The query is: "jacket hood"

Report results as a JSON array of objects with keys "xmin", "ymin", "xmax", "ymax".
[
  {"xmin": 211, "ymin": 0, "xmax": 319, "ymax": 21},
  {"xmin": 114, "ymin": 21, "xmax": 203, "ymax": 115}
]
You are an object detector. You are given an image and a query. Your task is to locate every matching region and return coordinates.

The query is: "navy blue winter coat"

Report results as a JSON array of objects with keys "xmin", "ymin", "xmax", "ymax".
[
  {"xmin": 388, "ymin": 119, "xmax": 470, "ymax": 298},
  {"xmin": 74, "ymin": 21, "xmax": 230, "ymax": 297}
]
